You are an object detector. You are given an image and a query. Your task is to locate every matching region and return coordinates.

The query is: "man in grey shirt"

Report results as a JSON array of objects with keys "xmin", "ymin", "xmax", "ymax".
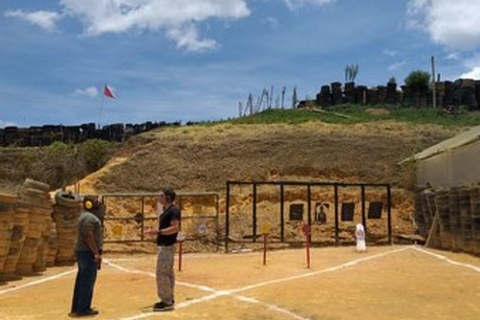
[{"xmin": 70, "ymin": 196, "xmax": 104, "ymax": 317}]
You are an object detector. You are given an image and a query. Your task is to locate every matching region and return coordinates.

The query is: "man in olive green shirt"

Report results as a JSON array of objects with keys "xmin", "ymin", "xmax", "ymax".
[{"xmin": 70, "ymin": 196, "xmax": 104, "ymax": 317}]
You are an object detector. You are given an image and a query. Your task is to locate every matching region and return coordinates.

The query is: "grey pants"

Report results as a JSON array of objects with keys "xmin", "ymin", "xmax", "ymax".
[{"xmin": 156, "ymin": 245, "xmax": 175, "ymax": 304}]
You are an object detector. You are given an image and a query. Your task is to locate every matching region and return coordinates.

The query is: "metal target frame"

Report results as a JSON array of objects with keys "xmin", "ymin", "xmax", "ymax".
[
  {"xmin": 97, "ymin": 192, "xmax": 219, "ymax": 244},
  {"xmin": 225, "ymin": 181, "xmax": 392, "ymax": 252}
]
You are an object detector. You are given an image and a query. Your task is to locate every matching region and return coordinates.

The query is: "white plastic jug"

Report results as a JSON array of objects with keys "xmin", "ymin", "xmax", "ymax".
[{"xmin": 355, "ymin": 223, "xmax": 366, "ymax": 252}]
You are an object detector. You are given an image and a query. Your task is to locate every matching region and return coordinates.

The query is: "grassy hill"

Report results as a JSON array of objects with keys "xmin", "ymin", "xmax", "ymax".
[
  {"xmin": 227, "ymin": 105, "xmax": 480, "ymax": 126},
  {"xmin": 2, "ymin": 106, "xmax": 477, "ymax": 194},
  {"xmin": 76, "ymin": 115, "xmax": 464, "ymax": 194}
]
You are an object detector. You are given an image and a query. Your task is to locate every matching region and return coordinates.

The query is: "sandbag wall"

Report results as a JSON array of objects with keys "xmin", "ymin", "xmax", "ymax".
[{"xmin": 414, "ymin": 186, "xmax": 480, "ymax": 255}]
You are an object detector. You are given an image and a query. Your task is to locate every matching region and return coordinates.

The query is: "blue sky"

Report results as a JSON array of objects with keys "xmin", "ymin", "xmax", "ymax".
[{"xmin": 1, "ymin": 0, "xmax": 480, "ymax": 127}]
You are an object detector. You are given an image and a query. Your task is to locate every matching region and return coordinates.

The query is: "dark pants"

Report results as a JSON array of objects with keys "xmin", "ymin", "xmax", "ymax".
[{"xmin": 71, "ymin": 251, "xmax": 98, "ymax": 314}]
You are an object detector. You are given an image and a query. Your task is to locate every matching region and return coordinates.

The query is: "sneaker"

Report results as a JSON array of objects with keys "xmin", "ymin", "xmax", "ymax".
[
  {"xmin": 153, "ymin": 302, "xmax": 174, "ymax": 312},
  {"xmin": 75, "ymin": 309, "xmax": 99, "ymax": 317}
]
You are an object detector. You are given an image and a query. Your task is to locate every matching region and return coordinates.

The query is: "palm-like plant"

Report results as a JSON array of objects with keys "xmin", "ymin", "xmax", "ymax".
[{"xmin": 344, "ymin": 64, "xmax": 359, "ymax": 82}]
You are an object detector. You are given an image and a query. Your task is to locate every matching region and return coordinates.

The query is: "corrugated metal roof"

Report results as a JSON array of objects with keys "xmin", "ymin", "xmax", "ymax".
[{"xmin": 399, "ymin": 125, "xmax": 480, "ymax": 164}]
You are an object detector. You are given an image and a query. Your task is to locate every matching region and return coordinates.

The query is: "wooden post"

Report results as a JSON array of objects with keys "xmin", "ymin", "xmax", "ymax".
[
  {"xmin": 263, "ymin": 234, "xmax": 267, "ymax": 266},
  {"xmin": 426, "ymin": 214, "xmax": 440, "ymax": 248},
  {"xmin": 306, "ymin": 233, "xmax": 311, "ymax": 269},
  {"xmin": 432, "ymin": 56, "xmax": 437, "ymax": 109},
  {"xmin": 178, "ymin": 241, "xmax": 183, "ymax": 272}
]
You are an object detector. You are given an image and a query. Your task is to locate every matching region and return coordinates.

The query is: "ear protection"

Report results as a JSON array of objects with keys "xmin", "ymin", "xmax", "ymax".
[
  {"xmin": 84, "ymin": 200, "xmax": 93, "ymax": 210},
  {"xmin": 83, "ymin": 196, "xmax": 98, "ymax": 211}
]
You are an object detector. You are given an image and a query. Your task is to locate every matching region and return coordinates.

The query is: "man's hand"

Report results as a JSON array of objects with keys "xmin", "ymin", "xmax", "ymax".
[
  {"xmin": 144, "ymin": 227, "xmax": 160, "ymax": 236},
  {"xmin": 94, "ymin": 254, "xmax": 102, "ymax": 269}
]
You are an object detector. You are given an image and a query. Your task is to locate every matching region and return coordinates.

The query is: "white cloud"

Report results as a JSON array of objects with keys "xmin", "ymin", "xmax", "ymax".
[
  {"xmin": 4, "ymin": 9, "xmax": 61, "ymax": 32},
  {"xmin": 407, "ymin": 0, "xmax": 480, "ymax": 50},
  {"xmin": 5, "ymin": 0, "xmax": 337, "ymax": 51},
  {"xmin": 458, "ymin": 54, "xmax": 480, "ymax": 79},
  {"xmin": 59, "ymin": 0, "xmax": 250, "ymax": 52},
  {"xmin": 388, "ymin": 61, "xmax": 407, "ymax": 72},
  {"xmin": 5, "ymin": 0, "xmax": 251, "ymax": 52},
  {"xmin": 0, "ymin": 120, "xmax": 17, "ymax": 128},
  {"xmin": 284, "ymin": 0, "xmax": 336, "ymax": 10},
  {"xmin": 166, "ymin": 24, "xmax": 217, "ymax": 52},
  {"xmin": 446, "ymin": 51, "xmax": 461, "ymax": 60},
  {"xmin": 460, "ymin": 67, "xmax": 480, "ymax": 79},
  {"xmin": 383, "ymin": 49, "xmax": 397, "ymax": 57},
  {"xmin": 263, "ymin": 17, "xmax": 279, "ymax": 29},
  {"xmin": 73, "ymin": 86, "xmax": 99, "ymax": 98}
]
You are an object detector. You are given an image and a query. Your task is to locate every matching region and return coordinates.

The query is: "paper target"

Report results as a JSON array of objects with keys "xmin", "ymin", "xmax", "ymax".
[
  {"xmin": 112, "ymin": 225, "xmax": 123, "ymax": 237},
  {"xmin": 197, "ymin": 223, "xmax": 208, "ymax": 235}
]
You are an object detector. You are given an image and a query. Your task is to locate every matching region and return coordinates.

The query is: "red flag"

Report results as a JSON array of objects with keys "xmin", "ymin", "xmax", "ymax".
[{"xmin": 103, "ymin": 85, "xmax": 115, "ymax": 99}]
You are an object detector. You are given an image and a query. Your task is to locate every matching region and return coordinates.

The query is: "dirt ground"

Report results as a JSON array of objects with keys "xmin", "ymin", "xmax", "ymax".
[{"xmin": 1, "ymin": 245, "xmax": 479, "ymax": 320}]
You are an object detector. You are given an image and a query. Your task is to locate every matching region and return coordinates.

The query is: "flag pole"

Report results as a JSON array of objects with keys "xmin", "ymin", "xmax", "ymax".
[{"xmin": 98, "ymin": 83, "xmax": 106, "ymax": 129}]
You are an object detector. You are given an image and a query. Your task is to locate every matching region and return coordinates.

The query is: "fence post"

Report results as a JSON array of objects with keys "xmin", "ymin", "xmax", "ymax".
[
  {"xmin": 280, "ymin": 184, "xmax": 285, "ymax": 243},
  {"xmin": 141, "ymin": 197, "xmax": 145, "ymax": 241},
  {"xmin": 334, "ymin": 185, "xmax": 339, "ymax": 246},
  {"xmin": 226, "ymin": 182, "xmax": 230, "ymax": 253},
  {"xmin": 361, "ymin": 185, "xmax": 367, "ymax": 240},
  {"xmin": 387, "ymin": 185, "xmax": 392, "ymax": 244},
  {"xmin": 253, "ymin": 183, "xmax": 257, "ymax": 243}
]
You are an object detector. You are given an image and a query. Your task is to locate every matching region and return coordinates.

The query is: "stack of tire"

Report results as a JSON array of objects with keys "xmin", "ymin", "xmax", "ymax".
[
  {"xmin": 435, "ymin": 189, "xmax": 453, "ymax": 250},
  {"xmin": 46, "ymin": 224, "xmax": 58, "ymax": 267},
  {"xmin": 0, "ymin": 193, "xmax": 17, "ymax": 281},
  {"xmin": 459, "ymin": 187, "xmax": 474, "ymax": 253},
  {"xmin": 33, "ymin": 207, "xmax": 54, "ymax": 272},
  {"xmin": 1, "ymin": 193, "xmax": 30, "ymax": 280},
  {"xmin": 16, "ymin": 179, "xmax": 52, "ymax": 275},
  {"xmin": 449, "ymin": 187, "xmax": 462, "ymax": 251},
  {"xmin": 53, "ymin": 191, "xmax": 82, "ymax": 265},
  {"xmin": 470, "ymin": 186, "xmax": 480, "ymax": 255},
  {"xmin": 416, "ymin": 188, "xmax": 441, "ymax": 247},
  {"xmin": 414, "ymin": 191, "xmax": 427, "ymax": 237}
]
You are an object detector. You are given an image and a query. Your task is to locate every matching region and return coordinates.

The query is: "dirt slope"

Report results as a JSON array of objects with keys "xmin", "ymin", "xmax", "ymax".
[{"xmin": 76, "ymin": 121, "xmax": 459, "ymax": 194}]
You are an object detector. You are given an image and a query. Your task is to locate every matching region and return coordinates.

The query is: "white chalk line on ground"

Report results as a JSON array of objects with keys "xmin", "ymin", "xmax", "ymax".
[
  {"xmin": 412, "ymin": 246, "xmax": 480, "ymax": 273},
  {"xmin": 104, "ymin": 260, "xmax": 217, "ymax": 293},
  {"xmin": 111, "ymin": 247, "xmax": 412, "ymax": 320},
  {"xmin": 236, "ymin": 296, "xmax": 310, "ymax": 320},
  {"xmin": 0, "ymin": 269, "xmax": 76, "ymax": 296},
  {"xmin": 106, "ymin": 260, "xmax": 310, "ymax": 320},
  {"xmin": 231, "ymin": 246, "xmax": 411, "ymax": 293}
]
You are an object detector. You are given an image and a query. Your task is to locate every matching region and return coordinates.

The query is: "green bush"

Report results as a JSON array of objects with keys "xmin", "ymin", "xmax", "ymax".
[
  {"xmin": 47, "ymin": 141, "xmax": 70, "ymax": 152},
  {"xmin": 79, "ymin": 139, "xmax": 113, "ymax": 171},
  {"xmin": 405, "ymin": 70, "xmax": 430, "ymax": 88},
  {"xmin": 388, "ymin": 77, "xmax": 397, "ymax": 85}
]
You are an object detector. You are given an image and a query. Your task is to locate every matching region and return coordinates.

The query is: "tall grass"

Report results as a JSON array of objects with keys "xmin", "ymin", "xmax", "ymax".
[{"xmin": 227, "ymin": 105, "xmax": 480, "ymax": 127}]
